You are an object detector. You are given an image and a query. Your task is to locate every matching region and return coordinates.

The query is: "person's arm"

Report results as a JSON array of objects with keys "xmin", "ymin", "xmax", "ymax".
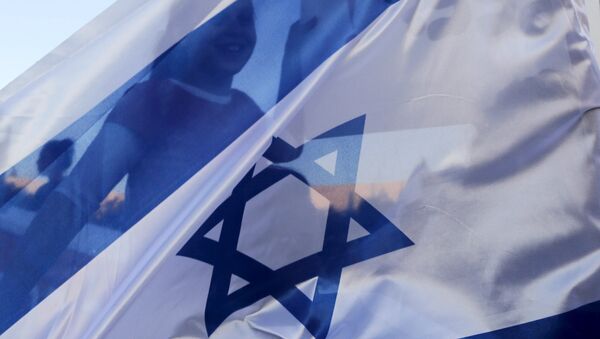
[
  {"xmin": 0, "ymin": 122, "xmax": 143, "ymax": 316},
  {"xmin": 57, "ymin": 122, "xmax": 143, "ymax": 216}
]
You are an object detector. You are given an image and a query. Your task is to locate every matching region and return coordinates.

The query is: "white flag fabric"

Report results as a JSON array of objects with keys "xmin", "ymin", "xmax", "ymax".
[{"xmin": 1, "ymin": 0, "xmax": 600, "ymax": 338}]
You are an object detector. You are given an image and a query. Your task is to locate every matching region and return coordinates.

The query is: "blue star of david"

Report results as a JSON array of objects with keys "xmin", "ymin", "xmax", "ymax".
[{"xmin": 178, "ymin": 115, "xmax": 414, "ymax": 338}]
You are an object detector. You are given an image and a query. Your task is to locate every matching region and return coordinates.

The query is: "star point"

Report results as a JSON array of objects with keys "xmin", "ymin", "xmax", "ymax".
[{"xmin": 178, "ymin": 115, "xmax": 414, "ymax": 338}]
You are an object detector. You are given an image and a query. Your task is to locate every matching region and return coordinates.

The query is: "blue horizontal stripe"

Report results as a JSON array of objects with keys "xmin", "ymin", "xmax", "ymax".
[{"xmin": 466, "ymin": 300, "xmax": 600, "ymax": 339}]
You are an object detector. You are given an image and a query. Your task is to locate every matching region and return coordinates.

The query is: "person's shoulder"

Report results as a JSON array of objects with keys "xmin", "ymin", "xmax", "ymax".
[
  {"xmin": 230, "ymin": 89, "xmax": 263, "ymax": 117},
  {"xmin": 106, "ymin": 79, "xmax": 178, "ymax": 139},
  {"xmin": 121, "ymin": 78, "xmax": 177, "ymax": 104}
]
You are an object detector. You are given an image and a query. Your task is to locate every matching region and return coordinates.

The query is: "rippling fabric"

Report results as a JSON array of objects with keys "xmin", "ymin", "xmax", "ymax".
[
  {"xmin": 467, "ymin": 300, "xmax": 600, "ymax": 338},
  {"xmin": 0, "ymin": 0, "xmax": 399, "ymax": 337},
  {"xmin": 2, "ymin": 0, "xmax": 600, "ymax": 338}
]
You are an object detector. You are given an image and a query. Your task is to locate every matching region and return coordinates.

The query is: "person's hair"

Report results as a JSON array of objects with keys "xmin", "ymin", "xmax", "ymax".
[{"xmin": 37, "ymin": 139, "xmax": 74, "ymax": 173}]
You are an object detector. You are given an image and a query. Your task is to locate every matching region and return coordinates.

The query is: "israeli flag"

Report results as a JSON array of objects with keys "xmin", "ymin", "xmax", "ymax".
[{"xmin": 1, "ymin": 0, "xmax": 600, "ymax": 338}]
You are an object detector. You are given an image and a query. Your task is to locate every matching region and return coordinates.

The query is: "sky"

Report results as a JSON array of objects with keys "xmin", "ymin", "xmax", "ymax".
[{"xmin": 0, "ymin": 0, "xmax": 117, "ymax": 90}]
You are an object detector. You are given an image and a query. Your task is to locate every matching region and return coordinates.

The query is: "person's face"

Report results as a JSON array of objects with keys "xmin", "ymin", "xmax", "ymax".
[{"xmin": 192, "ymin": 0, "xmax": 257, "ymax": 77}]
